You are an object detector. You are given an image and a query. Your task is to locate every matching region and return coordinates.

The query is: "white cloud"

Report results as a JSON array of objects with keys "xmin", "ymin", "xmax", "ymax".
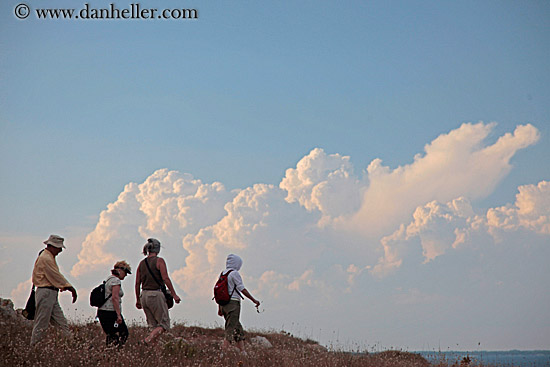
[
  {"xmin": 71, "ymin": 169, "xmax": 232, "ymax": 278},
  {"xmin": 280, "ymin": 148, "xmax": 365, "ymax": 224},
  {"xmin": 256, "ymin": 270, "xmax": 291, "ymax": 299},
  {"xmin": 172, "ymin": 183, "xmax": 322, "ymax": 298},
  {"xmin": 349, "ymin": 122, "xmax": 540, "ymax": 237},
  {"xmin": 288, "ymin": 269, "xmax": 315, "ymax": 291},
  {"xmin": 487, "ymin": 180, "xmax": 550, "ymax": 235},
  {"xmin": 44, "ymin": 122, "xmax": 548, "ymax": 349},
  {"xmin": 372, "ymin": 180, "xmax": 550, "ymax": 276},
  {"xmin": 136, "ymin": 169, "xmax": 231, "ymax": 237},
  {"xmin": 68, "ymin": 122, "xmax": 543, "ymax": 291},
  {"xmin": 10, "ymin": 279, "xmax": 32, "ymax": 307},
  {"xmin": 71, "ymin": 182, "xmax": 144, "ymax": 277}
]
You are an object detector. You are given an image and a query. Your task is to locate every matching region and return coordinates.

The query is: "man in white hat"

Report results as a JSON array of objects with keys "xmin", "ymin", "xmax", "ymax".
[{"xmin": 30, "ymin": 234, "xmax": 78, "ymax": 346}]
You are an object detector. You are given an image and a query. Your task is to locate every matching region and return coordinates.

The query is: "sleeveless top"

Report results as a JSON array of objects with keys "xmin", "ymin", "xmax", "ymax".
[{"xmin": 139, "ymin": 256, "xmax": 165, "ymax": 290}]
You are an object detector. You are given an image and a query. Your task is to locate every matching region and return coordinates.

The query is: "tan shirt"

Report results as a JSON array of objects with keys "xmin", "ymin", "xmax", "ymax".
[{"xmin": 32, "ymin": 249, "xmax": 72, "ymax": 289}]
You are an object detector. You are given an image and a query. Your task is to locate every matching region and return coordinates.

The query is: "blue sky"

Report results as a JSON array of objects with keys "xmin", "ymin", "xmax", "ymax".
[{"xmin": 1, "ymin": 0, "xmax": 549, "ymax": 350}]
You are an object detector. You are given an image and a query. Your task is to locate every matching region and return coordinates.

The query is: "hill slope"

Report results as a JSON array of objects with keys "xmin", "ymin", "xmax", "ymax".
[{"xmin": 0, "ymin": 298, "xmax": 467, "ymax": 367}]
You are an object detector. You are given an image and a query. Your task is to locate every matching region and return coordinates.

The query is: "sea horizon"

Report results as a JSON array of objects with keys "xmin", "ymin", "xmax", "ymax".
[{"xmin": 418, "ymin": 350, "xmax": 550, "ymax": 367}]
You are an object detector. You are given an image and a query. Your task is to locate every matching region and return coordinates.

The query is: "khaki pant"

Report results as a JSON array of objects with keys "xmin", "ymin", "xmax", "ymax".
[
  {"xmin": 221, "ymin": 300, "xmax": 244, "ymax": 342},
  {"xmin": 140, "ymin": 290, "xmax": 170, "ymax": 330},
  {"xmin": 30, "ymin": 288, "xmax": 70, "ymax": 346}
]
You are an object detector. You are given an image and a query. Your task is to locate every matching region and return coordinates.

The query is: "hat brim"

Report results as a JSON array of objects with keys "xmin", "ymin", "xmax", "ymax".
[{"xmin": 44, "ymin": 241, "xmax": 66, "ymax": 249}]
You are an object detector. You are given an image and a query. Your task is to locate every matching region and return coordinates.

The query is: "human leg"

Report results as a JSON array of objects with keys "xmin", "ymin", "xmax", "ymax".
[
  {"xmin": 221, "ymin": 301, "xmax": 245, "ymax": 349},
  {"xmin": 98, "ymin": 310, "xmax": 118, "ymax": 346},
  {"xmin": 141, "ymin": 290, "xmax": 169, "ymax": 345},
  {"xmin": 49, "ymin": 297, "xmax": 71, "ymax": 338},
  {"xmin": 30, "ymin": 288, "xmax": 55, "ymax": 346},
  {"xmin": 144, "ymin": 326, "xmax": 164, "ymax": 345},
  {"xmin": 118, "ymin": 316, "xmax": 129, "ymax": 346}
]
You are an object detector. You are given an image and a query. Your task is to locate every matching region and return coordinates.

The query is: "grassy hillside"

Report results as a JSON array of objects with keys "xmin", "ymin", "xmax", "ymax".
[{"xmin": 0, "ymin": 298, "xmax": 498, "ymax": 367}]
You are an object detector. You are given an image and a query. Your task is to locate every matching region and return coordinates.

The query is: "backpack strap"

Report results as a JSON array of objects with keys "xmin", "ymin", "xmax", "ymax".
[
  {"xmin": 144, "ymin": 258, "xmax": 166, "ymax": 291},
  {"xmin": 222, "ymin": 269, "xmax": 244, "ymax": 300},
  {"xmin": 103, "ymin": 280, "xmax": 112, "ymax": 304},
  {"xmin": 31, "ymin": 249, "xmax": 46, "ymax": 291}
]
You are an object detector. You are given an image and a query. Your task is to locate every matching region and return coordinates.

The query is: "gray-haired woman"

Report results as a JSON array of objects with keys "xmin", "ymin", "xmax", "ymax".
[{"xmin": 135, "ymin": 238, "xmax": 181, "ymax": 345}]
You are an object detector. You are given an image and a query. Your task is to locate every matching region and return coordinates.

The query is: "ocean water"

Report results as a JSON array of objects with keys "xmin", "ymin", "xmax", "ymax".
[{"xmin": 419, "ymin": 350, "xmax": 550, "ymax": 366}]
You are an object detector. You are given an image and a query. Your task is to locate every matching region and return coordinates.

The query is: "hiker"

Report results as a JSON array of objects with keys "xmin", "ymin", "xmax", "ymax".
[
  {"xmin": 217, "ymin": 254, "xmax": 260, "ymax": 353},
  {"xmin": 30, "ymin": 235, "xmax": 78, "ymax": 346},
  {"xmin": 135, "ymin": 238, "xmax": 181, "ymax": 345},
  {"xmin": 97, "ymin": 261, "xmax": 132, "ymax": 347}
]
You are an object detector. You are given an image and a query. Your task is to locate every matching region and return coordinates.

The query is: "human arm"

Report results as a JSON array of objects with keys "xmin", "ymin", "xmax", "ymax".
[
  {"xmin": 61, "ymin": 286, "xmax": 78, "ymax": 303},
  {"xmin": 241, "ymin": 288, "xmax": 260, "ymax": 307},
  {"xmin": 230, "ymin": 272, "xmax": 258, "ymax": 306},
  {"xmin": 135, "ymin": 265, "xmax": 142, "ymax": 309},
  {"xmin": 39, "ymin": 253, "xmax": 77, "ymax": 302},
  {"xmin": 157, "ymin": 258, "xmax": 181, "ymax": 304},
  {"xmin": 39, "ymin": 252, "xmax": 74, "ymax": 294},
  {"xmin": 111, "ymin": 284, "xmax": 122, "ymax": 324}
]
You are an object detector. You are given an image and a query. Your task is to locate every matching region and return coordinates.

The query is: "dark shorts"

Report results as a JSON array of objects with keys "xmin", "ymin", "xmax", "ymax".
[{"xmin": 221, "ymin": 300, "xmax": 244, "ymax": 342}]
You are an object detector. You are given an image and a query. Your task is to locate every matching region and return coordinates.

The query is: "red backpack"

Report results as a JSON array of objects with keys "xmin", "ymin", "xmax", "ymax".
[{"xmin": 213, "ymin": 270, "xmax": 236, "ymax": 305}]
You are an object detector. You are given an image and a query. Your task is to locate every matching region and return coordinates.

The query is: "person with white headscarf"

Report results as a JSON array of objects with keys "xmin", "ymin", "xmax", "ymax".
[{"xmin": 217, "ymin": 254, "xmax": 260, "ymax": 354}]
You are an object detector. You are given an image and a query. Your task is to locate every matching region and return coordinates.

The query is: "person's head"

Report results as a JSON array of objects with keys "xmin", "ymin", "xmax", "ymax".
[
  {"xmin": 226, "ymin": 254, "xmax": 242, "ymax": 271},
  {"xmin": 44, "ymin": 234, "xmax": 65, "ymax": 256},
  {"xmin": 112, "ymin": 260, "xmax": 132, "ymax": 280},
  {"xmin": 142, "ymin": 238, "xmax": 161, "ymax": 256}
]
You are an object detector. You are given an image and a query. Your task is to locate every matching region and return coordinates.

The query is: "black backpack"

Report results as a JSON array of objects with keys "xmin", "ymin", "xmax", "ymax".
[
  {"xmin": 23, "ymin": 249, "xmax": 45, "ymax": 320},
  {"xmin": 22, "ymin": 288, "xmax": 36, "ymax": 320},
  {"xmin": 90, "ymin": 281, "xmax": 111, "ymax": 308}
]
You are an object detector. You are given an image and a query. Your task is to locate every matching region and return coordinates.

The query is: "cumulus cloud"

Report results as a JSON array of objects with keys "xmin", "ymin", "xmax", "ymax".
[
  {"xmin": 10, "ymin": 279, "xmax": 32, "ymax": 307},
  {"xmin": 65, "ymin": 122, "xmax": 544, "ymax": 316},
  {"xmin": 71, "ymin": 169, "xmax": 232, "ymax": 277},
  {"xmin": 487, "ymin": 180, "xmax": 550, "ymax": 235},
  {"xmin": 71, "ymin": 182, "xmax": 144, "ymax": 277},
  {"xmin": 372, "ymin": 180, "xmax": 550, "ymax": 276},
  {"xmin": 371, "ymin": 198, "xmax": 474, "ymax": 277},
  {"xmin": 280, "ymin": 148, "xmax": 365, "ymax": 223},
  {"xmin": 172, "ymin": 183, "xmax": 323, "ymax": 297},
  {"xmin": 136, "ymin": 169, "xmax": 231, "ymax": 237},
  {"xmin": 4, "ymin": 120, "xmax": 547, "ymax": 351},
  {"xmin": 350, "ymin": 122, "xmax": 540, "ymax": 237}
]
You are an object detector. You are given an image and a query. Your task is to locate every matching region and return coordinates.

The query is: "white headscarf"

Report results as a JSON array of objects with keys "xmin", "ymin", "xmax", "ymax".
[{"xmin": 226, "ymin": 254, "xmax": 242, "ymax": 271}]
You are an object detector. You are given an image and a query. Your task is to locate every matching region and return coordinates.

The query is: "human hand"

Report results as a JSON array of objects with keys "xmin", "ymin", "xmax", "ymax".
[
  {"xmin": 174, "ymin": 295, "xmax": 181, "ymax": 304},
  {"xmin": 136, "ymin": 300, "xmax": 142, "ymax": 310},
  {"xmin": 218, "ymin": 306, "xmax": 223, "ymax": 317},
  {"xmin": 66, "ymin": 287, "xmax": 78, "ymax": 303},
  {"xmin": 254, "ymin": 299, "xmax": 260, "ymax": 308},
  {"xmin": 116, "ymin": 315, "xmax": 122, "ymax": 325}
]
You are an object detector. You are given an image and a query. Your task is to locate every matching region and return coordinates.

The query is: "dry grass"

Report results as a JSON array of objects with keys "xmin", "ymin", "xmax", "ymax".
[{"xmin": 0, "ymin": 314, "xmax": 510, "ymax": 367}]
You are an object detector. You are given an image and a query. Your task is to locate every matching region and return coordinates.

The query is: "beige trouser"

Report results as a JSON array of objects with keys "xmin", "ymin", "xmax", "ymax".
[
  {"xmin": 30, "ymin": 288, "xmax": 71, "ymax": 346},
  {"xmin": 140, "ymin": 290, "xmax": 170, "ymax": 330}
]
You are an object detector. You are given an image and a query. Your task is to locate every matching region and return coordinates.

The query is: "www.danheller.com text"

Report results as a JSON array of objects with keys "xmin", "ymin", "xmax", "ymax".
[{"xmin": 32, "ymin": 3, "xmax": 199, "ymax": 20}]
